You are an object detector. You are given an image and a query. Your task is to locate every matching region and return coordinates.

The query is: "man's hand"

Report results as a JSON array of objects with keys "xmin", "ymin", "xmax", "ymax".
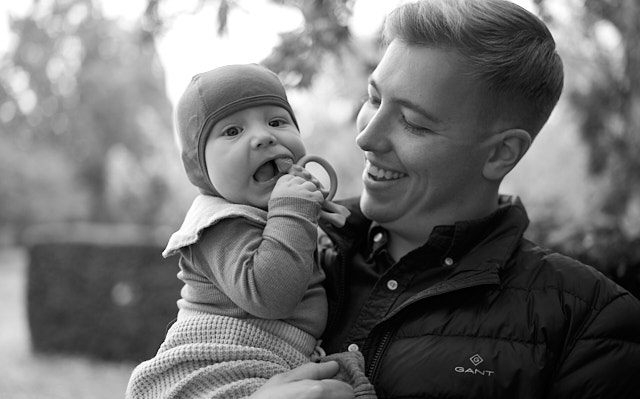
[
  {"xmin": 250, "ymin": 361, "xmax": 354, "ymax": 399},
  {"xmin": 320, "ymin": 201, "xmax": 350, "ymax": 227}
]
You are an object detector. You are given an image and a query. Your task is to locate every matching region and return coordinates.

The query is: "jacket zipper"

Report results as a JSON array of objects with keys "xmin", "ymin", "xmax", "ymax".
[
  {"xmin": 366, "ymin": 329, "xmax": 393, "ymax": 382},
  {"xmin": 325, "ymin": 244, "xmax": 347, "ymax": 334},
  {"xmin": 364, "ymin": 277, "xmax": 499, "ymax": 383}
]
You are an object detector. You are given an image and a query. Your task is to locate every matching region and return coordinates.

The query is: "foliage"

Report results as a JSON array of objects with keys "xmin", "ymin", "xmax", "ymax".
[
  {"xmin": 528, "ymin": 0, "xmax": 640, "ymax": 296},
  {"xmin": 141, "ymin": 0, "xmax": 368, "ymax": 89},
  {"xmin": 28, "ymin": 240, "xmax": 181, "ymax": 361},
  {"xmin": 0, "ymin": 138, "xmax": 90, "ymax": 231},
  {"xmin": 570, "ymin": 0, "xmax": 640, "ymax": 226},
  {"xmin": 260, "ymin": 0, "xmax": 355, "ymax": 88},
  {"xmin": 0, "ymin": 0, "xmax": 186, "ymax": 236}
]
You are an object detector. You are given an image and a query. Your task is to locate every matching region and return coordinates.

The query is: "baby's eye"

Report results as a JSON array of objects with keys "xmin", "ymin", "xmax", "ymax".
[
  {"xmin": 222, "ymin": 126, "xmax": 241, "ymax": 136},
  {"xmin": 269, "ymin": 118, "xmax": 287, "ymax": 127}
]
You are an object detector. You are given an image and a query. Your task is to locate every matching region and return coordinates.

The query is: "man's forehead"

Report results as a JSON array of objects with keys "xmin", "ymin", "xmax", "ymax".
[{"xmin": 374, "ymin": 45, "xmax": 480, "ymax": 104}]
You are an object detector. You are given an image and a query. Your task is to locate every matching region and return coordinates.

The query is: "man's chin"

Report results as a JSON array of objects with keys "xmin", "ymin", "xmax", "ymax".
[{"xmin": 360, "ymin": 194, "xmax": 398, "ymax": 224}]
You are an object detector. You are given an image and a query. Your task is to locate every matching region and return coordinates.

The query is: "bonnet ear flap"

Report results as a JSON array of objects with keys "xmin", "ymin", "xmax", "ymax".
[{"xmin": 482, "ymin": 129, "xmax": 531, "ymax": 181}]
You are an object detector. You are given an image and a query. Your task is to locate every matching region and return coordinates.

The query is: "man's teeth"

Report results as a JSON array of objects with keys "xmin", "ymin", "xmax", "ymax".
[{"xmin": 368, "ymin": 164, "xmax": 404, "ymax": 180}]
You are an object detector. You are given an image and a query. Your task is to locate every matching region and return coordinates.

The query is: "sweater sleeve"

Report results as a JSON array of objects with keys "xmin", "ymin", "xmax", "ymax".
[
  {"xmin": 193, "ymin": 197, "xmax": 321, "ymax": 319},
  {"xmin": 547, "ymin": 290, "xmax": 640, "ymax": 398}
]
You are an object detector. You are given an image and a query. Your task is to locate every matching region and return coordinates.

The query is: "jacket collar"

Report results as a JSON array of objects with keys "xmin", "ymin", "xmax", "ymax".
[
  {"xmin": 323, "ymin": 195, "xmax": 529, "ymax": 274},
  {"xmin": 442, "ymin": 195, "xmax": 529, "ymax": 269},
  {"xmin": 320, "ymin": 195, "xmax": 531, "ymax": 329}
]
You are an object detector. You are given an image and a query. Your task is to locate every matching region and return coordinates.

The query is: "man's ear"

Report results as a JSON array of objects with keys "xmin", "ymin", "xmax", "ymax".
[{"xmin": 482, "ymin": 129, "xmax": 531, "ymax": 181}]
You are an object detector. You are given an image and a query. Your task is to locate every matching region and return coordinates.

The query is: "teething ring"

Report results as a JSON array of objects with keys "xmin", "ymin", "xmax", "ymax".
[{"xmin": 296, "ymin": 154, "xmax": 338, "ymax": 201}]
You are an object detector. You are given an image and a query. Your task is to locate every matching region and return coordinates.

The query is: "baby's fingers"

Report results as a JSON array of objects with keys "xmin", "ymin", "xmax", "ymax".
[{"xmin": 288, "ymin": 164, "xmax": 322, "ymax": 190}]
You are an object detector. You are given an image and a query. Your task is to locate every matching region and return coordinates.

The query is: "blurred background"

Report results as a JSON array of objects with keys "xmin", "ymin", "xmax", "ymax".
[{"xmin": 0, "ymin": 0, "xmax": 639, "ymax": 397}]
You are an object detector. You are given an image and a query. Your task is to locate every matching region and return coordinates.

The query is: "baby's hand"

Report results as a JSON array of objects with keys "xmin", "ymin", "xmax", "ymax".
[
  {"xmin": 271, "ymin": 164, "xmax": 324, "ymax": 203},
  {"xmin": 285, "ymin": 164, "xmax": 323, "ymax": 190}
]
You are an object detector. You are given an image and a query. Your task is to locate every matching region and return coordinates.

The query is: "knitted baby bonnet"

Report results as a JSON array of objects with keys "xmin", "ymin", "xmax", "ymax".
[{"xmin": 175, "ymin": 63, "xmax": 299, "ymax": 195}]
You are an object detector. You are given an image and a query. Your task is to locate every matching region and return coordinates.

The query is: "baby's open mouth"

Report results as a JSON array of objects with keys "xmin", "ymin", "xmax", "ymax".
[{"xmin": 253, "ymin": 157, "xmax": 293, "ymax": 182}]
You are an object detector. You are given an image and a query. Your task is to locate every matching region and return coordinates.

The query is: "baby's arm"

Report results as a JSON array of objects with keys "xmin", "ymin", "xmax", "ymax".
[{"xmin": 198, "ymin": 172, "xmax": 324, "ymax": 319}]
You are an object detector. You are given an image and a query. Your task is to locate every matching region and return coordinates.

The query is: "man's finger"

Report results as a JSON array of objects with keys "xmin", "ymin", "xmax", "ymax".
[
  {"xmin": 251, "ymin": 362, "xmax": 354, "ymax": 399},
  {"xmin": 320, "ymin": 210, "xmax": 347, "ymax": 227},
  {"xmin": 275, "ymin": 361, "xmax": 340, "ymax": 383}
]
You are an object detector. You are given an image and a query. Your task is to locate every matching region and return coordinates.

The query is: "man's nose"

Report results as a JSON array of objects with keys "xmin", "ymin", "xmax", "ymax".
[{"xmin": 356, "ymin": 106, "xmax": 388, "ymax": 151}]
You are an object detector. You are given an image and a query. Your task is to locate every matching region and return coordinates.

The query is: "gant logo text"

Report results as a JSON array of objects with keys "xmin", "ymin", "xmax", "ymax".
[{"xmin": 454, "ymin": 354, "xmax": 495, "ymax": 376}]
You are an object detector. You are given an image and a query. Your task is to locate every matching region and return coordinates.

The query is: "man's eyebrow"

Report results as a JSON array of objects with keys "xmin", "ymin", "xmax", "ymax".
[{"xmin": 368, "ymin": 77, "xmax": 444, "ymax": 126}]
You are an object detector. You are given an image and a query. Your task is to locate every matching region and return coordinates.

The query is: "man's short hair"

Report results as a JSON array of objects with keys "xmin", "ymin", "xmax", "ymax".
[{"xmin": 383, "ymin": 0, "xmax": 564, "ymax": 137}]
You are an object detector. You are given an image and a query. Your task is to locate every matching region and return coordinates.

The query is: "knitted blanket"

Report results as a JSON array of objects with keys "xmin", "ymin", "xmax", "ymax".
[{"xmin": 126, "ymin": 313, "xmax": 315, "ymax": 399}]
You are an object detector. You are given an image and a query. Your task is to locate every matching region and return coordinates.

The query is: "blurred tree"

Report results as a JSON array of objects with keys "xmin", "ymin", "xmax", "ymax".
[
  {"xmin": 575, "ymin": 0, "xmax": 640, "ymax": 230},
  {"xmin": 544, "ymin": 0, "xmax": 640, "ymax": 232},
  {"xmin": 532, "ymin": 0, "xmax": 640, "ymax": 296},
  {"xmin": 0, "ymin": 0, "xmax": 177, "ymax": 234},
  {"xmin": 141, "ymin": 0, "xmax": 375, "ymax": 88},
  {"xmin": 260, "ymin": 0, "xmax": 356, "ymax": 88}
]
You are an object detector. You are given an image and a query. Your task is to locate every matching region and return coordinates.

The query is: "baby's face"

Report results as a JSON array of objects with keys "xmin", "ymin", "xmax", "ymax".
[{"xmin": 204, "ymin": 105, "xmax": 305, "ymax": 209}]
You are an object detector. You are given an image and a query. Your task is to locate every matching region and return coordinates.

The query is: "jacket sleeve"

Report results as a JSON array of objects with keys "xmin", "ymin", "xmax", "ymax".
[
  {"xmin": 548, "ymin": 290, "xmax": 640, "ymax": 398},
  {"xmin": 194, "ymin": 197, "xmax": 321, "ymax": 319}
]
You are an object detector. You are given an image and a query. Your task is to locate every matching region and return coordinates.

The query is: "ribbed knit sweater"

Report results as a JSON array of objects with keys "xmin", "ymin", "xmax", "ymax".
[{"xmin": 126, "ymin": 312, "xmax": 314, "ymax": 398}]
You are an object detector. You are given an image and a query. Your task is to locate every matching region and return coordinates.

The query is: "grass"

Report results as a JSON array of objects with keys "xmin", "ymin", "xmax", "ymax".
[{"xmin": 0, "ymin": 247, "xmax": 136, "ymax": 399}]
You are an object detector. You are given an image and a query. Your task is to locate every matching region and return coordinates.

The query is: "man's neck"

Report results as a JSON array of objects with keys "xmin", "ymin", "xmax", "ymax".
[
  {"xmin": 386, "ymin": 232, "xmax": 424, "ymax": 262},
  {"xmin": 384, "ymin": 196, "xmax": 501, "ymax": 262}
]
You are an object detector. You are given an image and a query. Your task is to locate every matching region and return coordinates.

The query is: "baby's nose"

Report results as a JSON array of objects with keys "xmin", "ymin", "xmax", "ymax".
[{"xmin": 251, "ymin": 131, "xmax": 277, "ymax": 148}]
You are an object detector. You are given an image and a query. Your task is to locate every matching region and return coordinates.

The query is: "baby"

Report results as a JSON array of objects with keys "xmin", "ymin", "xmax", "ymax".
[{"xmin": 126, "ymin": 64, "xmax": 375, "ymax": 399}]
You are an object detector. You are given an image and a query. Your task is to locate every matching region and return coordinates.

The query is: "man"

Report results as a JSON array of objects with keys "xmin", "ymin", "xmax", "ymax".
[{"xmin": 252, "ymin": 0, "xmax": 640, "ymax": 397}]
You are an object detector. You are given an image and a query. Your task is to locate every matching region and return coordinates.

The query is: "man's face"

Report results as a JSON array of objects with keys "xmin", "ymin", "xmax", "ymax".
[
  {"xmin": 356, "ymin": 40, "xmax": 497, "ymax": 234},
  {"xmin": 205, "ymin": 105, "xmax": 305, "ymax": 210}
]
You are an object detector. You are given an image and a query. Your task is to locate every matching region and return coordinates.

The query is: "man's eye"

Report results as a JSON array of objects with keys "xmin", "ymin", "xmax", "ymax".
[
  {"xmin": 223, "ymin": 126, "xmax": 241, "ymax": 136},
  {"xmin": 400, "ymin": 115, "xmax": 432, "ymax": 134}
]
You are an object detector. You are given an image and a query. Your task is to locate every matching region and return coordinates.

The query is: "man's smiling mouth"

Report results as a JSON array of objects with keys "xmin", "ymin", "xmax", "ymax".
[{"xmin": 366, "ymin": 162, "xmax": 406, "ymax": 181}]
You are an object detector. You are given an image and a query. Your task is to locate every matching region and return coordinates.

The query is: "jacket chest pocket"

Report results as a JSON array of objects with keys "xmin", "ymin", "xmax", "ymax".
[{"xmin": 372, "ymin": 334, "xmax": 550, "ymax": 399}]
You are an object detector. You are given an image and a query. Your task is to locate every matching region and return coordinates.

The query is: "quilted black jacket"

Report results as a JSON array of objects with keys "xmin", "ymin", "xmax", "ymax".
[{"xmin": 319, "ymin": 196, "xmax": 640, "ymax": 399}]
